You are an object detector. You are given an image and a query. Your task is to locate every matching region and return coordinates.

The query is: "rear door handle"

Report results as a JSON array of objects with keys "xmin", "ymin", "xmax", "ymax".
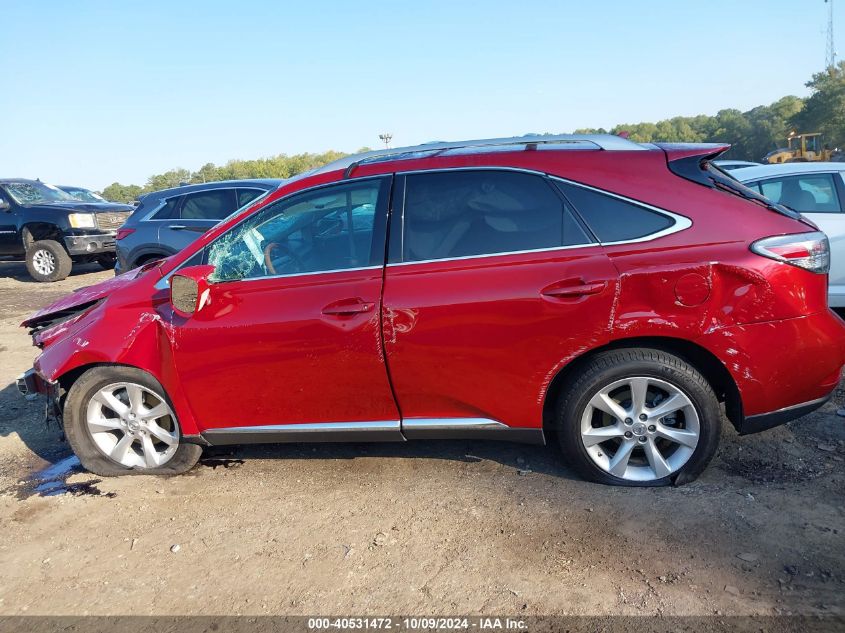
[
  {"xmin": 168, "ymin": 224, "xmax": 207, "ymax": 233},
  {"xmin": 541, "ymin": 280, "xmax": 608, "ymax": 298},
  {"xmin": 321, "ymin": 298, "xmax": 375, "ymax": 316}
]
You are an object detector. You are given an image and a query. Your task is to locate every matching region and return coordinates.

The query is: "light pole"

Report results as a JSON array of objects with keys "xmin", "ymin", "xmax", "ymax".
[{"xmin": 378, "ymin": 133, "xmax": 393, "ymax": 149}]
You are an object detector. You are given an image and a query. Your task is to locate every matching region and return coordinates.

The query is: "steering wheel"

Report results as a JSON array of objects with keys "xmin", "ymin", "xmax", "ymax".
[{"xmin": 263, "ymin": 242, "xmax": 304, "ymax": 276}]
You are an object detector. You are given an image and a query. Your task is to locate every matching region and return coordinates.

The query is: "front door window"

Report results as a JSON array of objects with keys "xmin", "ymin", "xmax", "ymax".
[{"xmin": 208, "ymin": 179, "xmax": 384, "ymax": 280}]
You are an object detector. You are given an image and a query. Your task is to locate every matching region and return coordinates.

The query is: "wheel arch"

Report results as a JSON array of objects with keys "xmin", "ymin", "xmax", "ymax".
[
  {"xmin": 53, "ymin": 359, "xmax": 201, "ymax": 436},
  {"xmin": 56, "ymin": 361, "xmax": 115, "ymax": 396},
  {"xmin": 22, "ymin": 222, "xmax": 65, "ymax": 249},
  {"xmin": 541, "ymin": 336, "xmax": 742, "ymax": 432},
  {"xmin": 130, "ymin": 248, "xmax": 175, "ymax": 269}
]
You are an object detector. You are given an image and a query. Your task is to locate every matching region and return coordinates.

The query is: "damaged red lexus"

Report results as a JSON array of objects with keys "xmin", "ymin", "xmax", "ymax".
[{"xmin": 17, "ymin": 135, "xmax": 845, "ymax": 485}]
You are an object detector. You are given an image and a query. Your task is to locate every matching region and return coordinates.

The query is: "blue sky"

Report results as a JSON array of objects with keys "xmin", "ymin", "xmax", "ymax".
[{"xmin": 0, "ymin": 0, "xmax": 839, "ymax": 189}]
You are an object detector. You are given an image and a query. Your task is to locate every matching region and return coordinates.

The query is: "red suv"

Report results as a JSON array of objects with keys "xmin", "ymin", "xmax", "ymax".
[{"xmin": 17, "ymin": 135, "xmax": 845, "ymax": 486}]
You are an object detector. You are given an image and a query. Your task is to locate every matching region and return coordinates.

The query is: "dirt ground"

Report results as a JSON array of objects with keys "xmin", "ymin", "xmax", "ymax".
[{"xmin": 0, "ymin": 260, "xmax": 843, "ymax": 622}]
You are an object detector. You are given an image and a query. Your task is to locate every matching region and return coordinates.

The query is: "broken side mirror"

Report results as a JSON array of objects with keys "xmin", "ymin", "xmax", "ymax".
[{"xmin": 169, "ymin": 264, "xmax": 216, "ymax": 317}]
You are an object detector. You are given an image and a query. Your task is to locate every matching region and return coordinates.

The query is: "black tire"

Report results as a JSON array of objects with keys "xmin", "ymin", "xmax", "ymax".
[
  {"xmin": 25, "ymin": 240, "xmax": 73, "ymax": 282},
  {"xmin": 96, "ymin": 254, "xmax": 116, "ymax": 270},
  {"xmin": 556, "ymin": 348, "xmax": 721, "ymax": 487},
  {"xmin": 64, "ymin": 366, "xmax": 202, "ymax": 476}
]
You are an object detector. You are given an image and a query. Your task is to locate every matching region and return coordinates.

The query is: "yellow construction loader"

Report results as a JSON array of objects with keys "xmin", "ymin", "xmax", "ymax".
[{"xmin": 763, "ymin": 132, "xmax": 834, "ymax": 163}]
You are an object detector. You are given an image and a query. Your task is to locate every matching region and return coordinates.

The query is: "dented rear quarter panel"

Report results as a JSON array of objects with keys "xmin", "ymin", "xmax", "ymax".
[{"xmin": 597, "ymin": 168, "xmax": 835, "ymax": 418}]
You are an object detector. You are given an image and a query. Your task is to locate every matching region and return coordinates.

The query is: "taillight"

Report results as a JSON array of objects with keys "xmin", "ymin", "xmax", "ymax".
[
  {"xmin": 115, "ymin": 228, "xmax": 135, "ymax": 240},
  {"xmin": 750, "ymin": 231, "xmax": 830, "ymax": 274}
]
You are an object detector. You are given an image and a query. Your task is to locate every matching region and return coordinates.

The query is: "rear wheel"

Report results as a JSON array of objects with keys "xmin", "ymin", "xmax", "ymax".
[
  {"xmin": 556, "ymin": 348, "xmax": 721, "ymax": 486},
  {"xmin": 25, "ymin": 240, "xmax": 72, "ymax": 282},
  {"xmin": 64, "ymin": 366, "xmax": 202, "ymax": 476}
]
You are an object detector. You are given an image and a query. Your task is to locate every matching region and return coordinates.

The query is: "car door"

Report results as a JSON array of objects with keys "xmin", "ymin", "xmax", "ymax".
[
  {"xmin": 157, "ymin": 187, "xmax": 238, "ymax": 253},
  {"xmin": 749, "ymin": 172, "xmax": 845, "ymax": 305},
  {"xmin": 382, "ymin": 169, "xmax": 619, "ymax": 435},
  {"xmin": 0, "ymin": 191, "xmax": 19, "ymax": 255},
  {"xmin": 166, "ymin": 176, "xmax": 401, "ymax": 439}
]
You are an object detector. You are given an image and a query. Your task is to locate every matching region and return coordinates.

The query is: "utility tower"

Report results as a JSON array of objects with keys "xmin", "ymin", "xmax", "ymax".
[{"xmin": 826, "ymin": 0, "xmax": 836, "ymax": 69}]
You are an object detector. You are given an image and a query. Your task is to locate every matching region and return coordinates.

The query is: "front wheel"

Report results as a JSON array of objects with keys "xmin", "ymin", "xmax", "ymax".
[
  {"xmin": 25, "ymin": 240, "xmax": 72, "ymax": 282},
  {"xmin": 64, "ymin": 366, "xmax": 202, "ymax": 476},
  {"xmin": 556, "ymin": 348, "xmax": 721, "ymax": 486}
]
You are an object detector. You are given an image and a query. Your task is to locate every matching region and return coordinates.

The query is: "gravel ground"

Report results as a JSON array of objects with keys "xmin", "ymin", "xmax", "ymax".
[{"xmin": 0, "ymin": 260, "xmax": 843, "ymax": 622}]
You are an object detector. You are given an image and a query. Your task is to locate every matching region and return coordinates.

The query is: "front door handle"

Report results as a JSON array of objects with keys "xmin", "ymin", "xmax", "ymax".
[
  {"xmin": 168, "ymin": 224, "xmax": 187, "ymax": 230},
  {"xmin": 321, "ymin": 298, "xmax": 375, "ymax": 316},
  {"xmin": 541, "ymin": 280, "xmax": 608, "ymax": 299}
]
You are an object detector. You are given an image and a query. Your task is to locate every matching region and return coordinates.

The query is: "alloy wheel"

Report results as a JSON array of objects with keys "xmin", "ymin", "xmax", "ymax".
[
  {"xmin": 32, "ymin": 249, "xmax": 56, "ymax": 276},
  {"xmin": 85, "ymin": 382, "xmax": 179, "ymax": 468},
  {"xmin": 580, "ymin": 376, "xmax": 700, "ymax": 482}
]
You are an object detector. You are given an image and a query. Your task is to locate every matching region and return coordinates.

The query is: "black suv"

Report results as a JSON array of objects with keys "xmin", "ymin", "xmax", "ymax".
[{"xmin": 0, "ymin": 179, "xmax": 133, "ymax": 281}]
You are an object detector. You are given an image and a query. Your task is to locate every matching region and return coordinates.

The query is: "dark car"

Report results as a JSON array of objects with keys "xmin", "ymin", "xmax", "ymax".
[
  {"xmin": 114, "ymin": 179, "xmax": 283, "ymax": 274},
  {"xmin": 0, "ymin": 179, "xmax": 134, "ymax": 281},
  {"xmin": 57, "ymin": 185, "xmax": 111, "ymax": 204},
  {"xmin": 17, "ymin": 135, "xmax": 845, "ymax": 486}
]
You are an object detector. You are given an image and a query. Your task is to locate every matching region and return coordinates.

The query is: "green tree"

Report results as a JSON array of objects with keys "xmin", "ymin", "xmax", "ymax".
[
  {"xmin": 790, "ymin": 61, "xmax": 845, "ymax": 149},
  {"xmin": 569, "ymin": 91, "xmax": 807, "ymax": 161},
  {"xmin": 191, "ymin": 162, "xmax": 220, "ymax": 184},
  {"xmin": 101, "ymin": 182, "xmax": 143, "ymax": 203},
  {"xmin": 146, "ymin": 168, "xmax": 192, "ymax": 192}
]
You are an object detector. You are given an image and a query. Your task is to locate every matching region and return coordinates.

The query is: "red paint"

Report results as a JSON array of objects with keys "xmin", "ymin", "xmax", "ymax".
[
  {"xmin": 382, "ymin": 248, "xmax": 618, "ymax": 427},
  {"xmin": 21, "ymin": 144, "xmax": 845, "ymax": 437},
  {"xmin": 167, "ymin": 268, "xmax": 398, "ymax": 430},
  {"xmin": 674, "ymin": 273, "xmax": 711, "ymax": 307}
]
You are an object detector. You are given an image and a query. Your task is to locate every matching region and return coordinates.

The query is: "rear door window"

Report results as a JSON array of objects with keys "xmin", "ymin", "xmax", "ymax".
[
  {"xmin": 398, "ymin": 170, "xmax": 592, "ymax": 263},
  {"xmin": 555, "ymin": 182, "xmax": 675, "ymax": 243},
  {"xmin": 749, "ymin": 174, "xmax": 843, "ymax": 213},
  {"xmin": 180, "ymin": 189, "xmax": 237, "ymax": 220}
]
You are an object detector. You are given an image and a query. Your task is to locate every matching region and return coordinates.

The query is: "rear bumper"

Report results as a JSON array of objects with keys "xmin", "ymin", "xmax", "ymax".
[
  {"xmin": 64, "ymin": 233, "xmax": 116, "ymax": 256},
  {"xmin": 698, "ymin": 309, "xmax": 845, "ymax": 434},
  {"xmin": 738, "ymin": 392, "xmax": 833, "ymax": 435}
]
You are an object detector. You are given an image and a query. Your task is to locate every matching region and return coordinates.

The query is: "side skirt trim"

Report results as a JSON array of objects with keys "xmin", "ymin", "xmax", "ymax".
[
  {"xmin": 202, "ymin": 421, "xmax": 405, "ymax": 445},
  {"xmin": 402, "ymin": 417, "xmax": 546, "ymax": 445},
  {"xmin": 200, "ymin": 419, "xmax": 546, "ymax": 446}
]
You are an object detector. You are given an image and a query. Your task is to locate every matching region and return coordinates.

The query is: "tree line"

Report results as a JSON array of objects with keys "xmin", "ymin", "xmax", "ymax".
[{"xmin": 101, "ymin": 63, "xmax": 845, "ymax": 203}]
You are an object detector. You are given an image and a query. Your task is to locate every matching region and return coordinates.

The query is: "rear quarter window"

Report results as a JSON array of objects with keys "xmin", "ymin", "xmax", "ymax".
[
  {"xmin": 150, "ymin": 196, "xmax": 181, "ymax": 220},
  {"xmin": 237, "ymin": 188, "xmax": 266, "ymax": 207},
  {"xmin": 555, "ymin": 182, "xmax": 674, "ymax": 243}
]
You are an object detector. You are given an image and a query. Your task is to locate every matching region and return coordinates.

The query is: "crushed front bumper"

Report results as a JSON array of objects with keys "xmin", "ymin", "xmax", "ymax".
[
  {"xmin": 16, "ymin": 369, "xmax": 39, "ymax": 396},
  {"xmin": 17, "ymin": 368, "xmax": 63, "ymax": 425},
  {"xmin": 17, "ymin": 368, "xmax": 57, "ymax": 397},
  {"xmin": 64, "ymin": 233, "xmax": 116, "ymax": 256}
]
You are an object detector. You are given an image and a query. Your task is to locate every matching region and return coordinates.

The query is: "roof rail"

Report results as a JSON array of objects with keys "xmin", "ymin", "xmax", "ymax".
[{"xmin": 307, "ymin": 134, "xmax": 646, "ymax": 179}]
